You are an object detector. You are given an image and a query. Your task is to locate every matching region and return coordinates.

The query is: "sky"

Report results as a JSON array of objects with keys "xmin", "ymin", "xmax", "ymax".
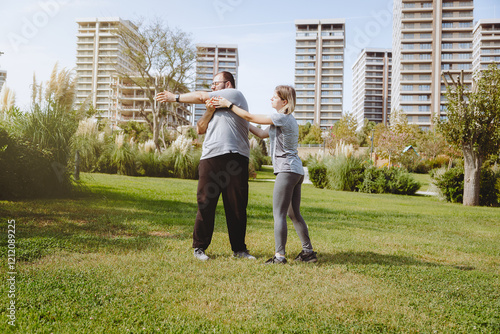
[{"xmin": 1, "ymin": 0, "xmax": 499, "ymax": 117}]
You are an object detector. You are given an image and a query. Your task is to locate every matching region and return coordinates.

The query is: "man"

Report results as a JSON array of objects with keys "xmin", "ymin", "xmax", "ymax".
[{"xmin": 155, "ymin": 71, "xmax": 255, "ymax": 261}]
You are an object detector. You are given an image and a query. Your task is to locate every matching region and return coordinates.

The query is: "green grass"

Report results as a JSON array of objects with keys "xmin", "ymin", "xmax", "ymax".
[
  {"xmin": 411, "ymin": 172, "xmax": 432, "ymax": 192},
  {"xmin": 254, "ymin": 165, "xmax": 276, "ymax": 180},
  {"xmin": 1, "ymin": 173, "xmax": 499, "ymax": 333}
]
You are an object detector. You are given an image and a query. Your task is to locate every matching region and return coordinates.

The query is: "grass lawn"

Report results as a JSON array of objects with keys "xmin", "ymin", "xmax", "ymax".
[
  {"xmin": 1, "ymin": 173, "xmax": 499, "ymax": 333},
  {"xmin": 411, "ymin": 173, "xmax": 433, "ymax": 192}
]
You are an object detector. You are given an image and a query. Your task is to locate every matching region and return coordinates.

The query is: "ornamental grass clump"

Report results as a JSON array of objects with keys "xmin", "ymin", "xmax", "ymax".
[{"xmin": 163, "ymin": 135, "xmax": 199, "ymax": 179}]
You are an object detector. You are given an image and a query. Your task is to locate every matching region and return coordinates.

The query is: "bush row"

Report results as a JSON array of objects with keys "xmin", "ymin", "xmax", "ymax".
[
  {"xmin": 0, "ymin": 127, "xmax": 73, "ymax": 199},
  {"xmin": 431, "ymin": 166, "xmax": 500, "ymax": 206},
  {"xmin": 307, "ymin": 155, "xmax": 421, "ymax": 196}
]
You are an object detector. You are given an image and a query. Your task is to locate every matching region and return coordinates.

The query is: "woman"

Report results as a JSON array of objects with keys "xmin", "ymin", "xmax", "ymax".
[{"xmin": 210, "ymin": 85, "xmax": 317, "ymax": 264}]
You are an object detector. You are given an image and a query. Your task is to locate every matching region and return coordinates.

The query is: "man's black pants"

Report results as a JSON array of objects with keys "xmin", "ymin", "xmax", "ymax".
[{"xmin": 193, "ymin": 153, "xmax": 249, "ymax": 252}]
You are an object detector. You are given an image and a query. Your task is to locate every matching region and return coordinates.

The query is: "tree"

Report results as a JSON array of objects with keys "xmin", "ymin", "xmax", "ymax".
[
  {"xmin": 416, "ymin": 130, "xmax": 446, "ymax": 160},
  {"xmin": 357, "ymin": 119, "xmax": 377, "ymax": 147},
  {"xmin": 115, "ymin": 18, "xmax": 196, "ymax": 151},
  {"xmin": 439, "ymin": 64, "xmax": 500, "ymax": 206},
  {"xmin": 331, "ymin": 112, "xmax": 359, "ymax": 146},
  {"xmin": 374, "ymin": 110, "xmax": 417, "ymax": 166},
  {"xmin": 298, "ymin": 122, "xmax": 312, "ymax": 143},
  {"xmin": 325, "ymin": 112, "xmax": 359, "ymax": 154},
  {"xmin": 301, "ymin": 124, "xmax": 323, "ymax": 144}
]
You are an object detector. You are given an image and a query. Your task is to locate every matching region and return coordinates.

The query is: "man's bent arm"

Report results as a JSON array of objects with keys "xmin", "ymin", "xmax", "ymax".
[{"xmin": 197, "ymin": 107, "xmax": 216, "ymax": 135}]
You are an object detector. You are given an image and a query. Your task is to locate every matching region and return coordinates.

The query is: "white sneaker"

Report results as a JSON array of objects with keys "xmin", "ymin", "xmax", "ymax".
[
  {"xmin": 233, "ymin": 251, "xmax": 256, "ymax": 260},
  {"xmin": 194, "ymin": 248, "xmax": 209, "ymax": 261}
]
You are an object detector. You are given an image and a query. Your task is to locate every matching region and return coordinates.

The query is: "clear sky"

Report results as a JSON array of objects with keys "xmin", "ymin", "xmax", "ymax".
[{"xmin": 1, "ymin": 0, "xmax": 499, "ymax": 117}]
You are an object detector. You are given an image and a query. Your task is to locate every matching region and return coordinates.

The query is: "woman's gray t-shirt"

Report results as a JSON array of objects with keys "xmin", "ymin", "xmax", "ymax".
[{"xmin": 269, "ymin": 113, "xmax": 304, "ymax": 175}]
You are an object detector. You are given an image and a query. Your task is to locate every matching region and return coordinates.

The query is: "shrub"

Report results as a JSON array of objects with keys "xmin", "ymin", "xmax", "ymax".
[
  {"xmin": 161, "ymin": 135, "xmax": 200, "ymax": 180},
  {"xmin": 71, "ymin": 118, "xmax": 104, "ymax": 172},
  {"xmin": 431, "ymin": 167, "xmax": 464, "ymax": 203},
  {"xmin": 386, "ymin": 168, "xmax": 421, "ymax": 195},
  {"xmin": 10, "ymin": 102, "xmax": 79, "ymax": 166},
  {"xmin": 432, "ymin": 166, "xmax": 500, "ymax": 206},
  {"xmin": 326, "ymin": 155, "xmax": 365, "ymax": 191},
  {"xmin": 359, "ymin": 166, "xmax": 389, "ymax": 194},
  {"xmin": 110, "ymin": 134, "xmax": 137, "ymax": 176},
  {"xmin": 360, "ymin": 166, "xmax": 421, "ymax": 195},
  {"xmin": 0, "ymin": 127, "xmax": 73, "ymax": 199},
  {"xmin": 414, "ymin": 155, "xmax": 451, "ymax": 174},
  {"xmin": 480, "ymin": 168, "xmax": 500, "ymax": 206},
  {"xmin": 138, "ymin": 151, "xmax": 166, "ymax": 177},
  {"xmin": 307, "ymin": 160, "xmax": 328, "ymax": 189}
]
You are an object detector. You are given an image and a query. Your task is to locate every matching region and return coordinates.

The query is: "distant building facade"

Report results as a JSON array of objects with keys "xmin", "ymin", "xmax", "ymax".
[
  {"xmin": 194, "ymin": 44, "xmax": 238, "ymax": 124},
  {"xmin": 75, "ymin": 17, "xmax": 191, "ymax": 127},
  {"xmin": 472, "ymin": 19, "xmax": 500, "ymax": 73},
  {"xmin": 392, "ymin": 0, "xmax": 474, "ymax": 130},
  {"xmin": 352, "ymin": 48, "xmax": 392, "ymax": 130},
  {"xmin": 294, "ymin": 19, "xmax": 346, "ymax": 129},
  {"xmin": 0, "ymin": 70, "xmax": 6, "ymax": 91}
]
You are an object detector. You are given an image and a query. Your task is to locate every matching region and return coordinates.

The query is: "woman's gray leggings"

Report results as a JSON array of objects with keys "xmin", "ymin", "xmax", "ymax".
[{"xmin": 273, "ymin": 172, "xmax": 313, "ymax": 255}]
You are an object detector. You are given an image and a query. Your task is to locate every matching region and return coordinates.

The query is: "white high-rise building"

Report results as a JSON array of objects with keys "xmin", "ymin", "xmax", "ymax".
[
  {"xmin": 75, "ymin": 17, "xmax": 140, "ymax": 118},
  {"xmin": 392, "ymin": 0, "xmax": 474, "ymax": 130},
  {"xmin": 109, "ymin": 76, "xmax": 191, "ymax": 127},
  {"xmin": 194, "ymin": 44, "xmax": 239, "ymax": 124},
  {"xmin": 472, "ymin": 19, "xmax": 500, "ymax": 73},
  {"xmin": 352, "ymin": 48, "xmax": 392, "ymax": 130},
  {"xmin": 0, "ymin": 70, "xmax": 6, "ymax": 92},
  {"xmin": 294, "ymin": 19, "xmax": 346, "ymax": 129}
]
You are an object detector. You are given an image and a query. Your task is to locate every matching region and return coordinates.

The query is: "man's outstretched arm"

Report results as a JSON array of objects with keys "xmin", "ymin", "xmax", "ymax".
[{"xmin": 155, "ymin": 90, "xmax": 211, "ymax": 104}]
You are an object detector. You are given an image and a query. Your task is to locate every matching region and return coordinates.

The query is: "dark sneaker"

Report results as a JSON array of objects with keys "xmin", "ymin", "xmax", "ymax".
[
  {"xmin": 264, "ymin": 256, "xmax": 287, "ymax": 264},
  {"xmin": 194, "ymin": 248, "xmax": 209, "ymax": 261},
  {"xmin": 294, "ymin": 250, "xmax": 317, "ymax": 263},
  {"xmin": 233, "ymin": 251, "xmax": 256, "ymax": 260}
]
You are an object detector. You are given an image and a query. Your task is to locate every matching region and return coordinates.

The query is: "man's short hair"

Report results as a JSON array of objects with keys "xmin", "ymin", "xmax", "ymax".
[{"xmin": 218, "ymin": 71, "xmax": 236, "ymax": 88}]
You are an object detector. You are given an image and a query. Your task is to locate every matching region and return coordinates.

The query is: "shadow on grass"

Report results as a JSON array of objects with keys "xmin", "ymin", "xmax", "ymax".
[
  {"xmin": 320, "ymin": 251, "xmax": 475, "ymax": 271},
  {"xmin": 321, "ymin": 251, "xmax": 441, "ymax": 267},
  {"xmin": 1, "ymin": 185, "xmax": 199, "ymax": 262}
]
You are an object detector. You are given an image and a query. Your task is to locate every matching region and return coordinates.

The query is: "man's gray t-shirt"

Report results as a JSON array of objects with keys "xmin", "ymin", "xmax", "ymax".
[
  {"xmin": 201, "ymin": 89, "xmax": 250, "ymax": 160},
  {"xmin": 269, "ymin": 113, "xmax": 304, "ymax": 175}
]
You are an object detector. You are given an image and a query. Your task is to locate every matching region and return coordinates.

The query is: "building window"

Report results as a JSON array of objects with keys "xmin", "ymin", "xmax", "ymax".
[{"xmin": 419, "ymin": 85, "xmax": 431, "ymax": 91}]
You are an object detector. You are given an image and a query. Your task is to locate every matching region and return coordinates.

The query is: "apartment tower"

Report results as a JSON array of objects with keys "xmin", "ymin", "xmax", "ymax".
[
  {"xmin": 0, "ymin": 70, "xmax": 6, "ymax": 92},
  {"xmin": 75, "ymin": 17, "xmax": 140, "ymax": 119},
  {"xmin": 352, "ymin": 48, "xmax": 392, "ymax": 130},
  {"xmin": 392, "ymin": 0, "xmax": 474, "ymax": 130},
  {"xmin": 472, "ymin": 19, "xmax": 500, "ymax": 73},
  {"xmin": 294, "ymin": 19, "xmax": 346, "ymax": 129},
  {"xmin": 194, "ymin": 44, "xmax": 239, "ymax": 124}
]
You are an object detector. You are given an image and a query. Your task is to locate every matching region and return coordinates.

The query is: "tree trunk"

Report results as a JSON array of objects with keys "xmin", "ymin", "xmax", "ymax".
[
  {"xmin": 463, "ymin": 144, "xmax": 481, "ymax": 206},
  {"xmin": 152, "ymin": 114, "xmax": 161, "ymax": 151}
]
